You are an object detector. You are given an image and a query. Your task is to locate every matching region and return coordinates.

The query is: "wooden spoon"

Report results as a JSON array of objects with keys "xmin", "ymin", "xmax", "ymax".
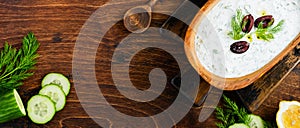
[{"xmin": 123, "ymin": 0, "xmax": 158, "ymax": 33}]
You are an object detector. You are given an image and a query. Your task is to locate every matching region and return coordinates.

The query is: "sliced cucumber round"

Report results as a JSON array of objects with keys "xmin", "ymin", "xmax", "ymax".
[
  {"xmin": 39, "ymin": 84, "xmax": 66, "ymax": 111},
  {"xmin": 248, "ymin": 114, "xmax": 264, "ymax": 128},
  {"xmin": 41, "ymin": 73, "xmax": 70, "ymax": 96},
  {"xmin": 229, "ymin": 123, "xmax": 250, "ymax": 128},
  {"xmin": 27, "ymin": 95, "xmax": 55, "ymax": 124},
  {"xmin": 0, "ymin": 89, "xmax": 26, "ymax": 123}
]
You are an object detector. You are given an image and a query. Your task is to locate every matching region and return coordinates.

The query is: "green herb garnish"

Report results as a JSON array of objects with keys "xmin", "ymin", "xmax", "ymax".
[
  {"xmin": 215, "ymin": 95, "xmax": 251, "ymax": 128},
  {"xmin": 255, "ymin": 20, "xmax": 284, "ymax": 41},
  {"xmin": 215, "ymin": 107, "xmax": 235, "ymax": 128},
  {"xmin": 228, "ymin": 9, "xmax": 246, "ymax": 40},
  {"xmin": 0, "ymin": 32, "xmax": 39, "ymax": 92},
  {"xmin": 215, "ymin": 95, "xmax": 274, "ymax": 128}
]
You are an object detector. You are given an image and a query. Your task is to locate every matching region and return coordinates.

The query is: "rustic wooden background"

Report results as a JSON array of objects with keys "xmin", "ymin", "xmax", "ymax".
[{"xmin": 0, "ymin": 0, "xmax": 299, "ymax": 127}]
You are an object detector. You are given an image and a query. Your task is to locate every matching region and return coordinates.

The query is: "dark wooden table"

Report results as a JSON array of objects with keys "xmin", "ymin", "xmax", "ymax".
[{"xmin": 0, "ymin": 0, "xmax": 299, "ymax": 127}]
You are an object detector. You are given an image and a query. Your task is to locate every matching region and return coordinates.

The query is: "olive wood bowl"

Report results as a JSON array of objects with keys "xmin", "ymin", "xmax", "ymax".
[{"xmin": 184, "ymin": 0, "xmax": 300, "ymax": 90}]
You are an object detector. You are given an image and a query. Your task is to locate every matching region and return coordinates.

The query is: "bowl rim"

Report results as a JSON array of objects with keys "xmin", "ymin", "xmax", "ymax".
[{"xmin": 184, "ymin": 0, "xmax": 300, "ymax": 90}]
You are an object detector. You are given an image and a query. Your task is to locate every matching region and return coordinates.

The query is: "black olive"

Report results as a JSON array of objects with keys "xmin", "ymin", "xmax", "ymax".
[
  {"xmin": 241, "ymin": 14, "xmax": 254, "ymax": 33},
  {"xmin": 254, "ymin": 15, "xmax": 274, "ymax": 28},
  {"xmin": 230, "ymin": 41, "xmax": 250, "ymax": 54}
]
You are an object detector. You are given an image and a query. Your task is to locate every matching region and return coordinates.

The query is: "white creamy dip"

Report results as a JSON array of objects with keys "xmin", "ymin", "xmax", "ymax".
[{"xmin": 195, "ymin": 0, "xmax": 300, "ymax": 78}]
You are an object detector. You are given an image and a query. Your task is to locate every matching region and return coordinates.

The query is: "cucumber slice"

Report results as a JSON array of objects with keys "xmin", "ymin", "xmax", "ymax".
[
  {"xmin": 0, "ymin": 89, "xmax": 26, "ymax": 123},
  {"xmin": 41, "ymin": 73, "xmax": 70, "ymax": 95},
  {"xmin": 229, "ymin": 123, "xmax": 250, "ymax": 128},
  {"xmin": 27, "ymin": 95, "xmax": 55, "ymax": 124},
  {"xmin": 39, "ymin": 84, "xmax": 66, "ymax": 111},
  {"xmin": 248, "ymin": 114, "xmax": 264, "ymax": 128}
]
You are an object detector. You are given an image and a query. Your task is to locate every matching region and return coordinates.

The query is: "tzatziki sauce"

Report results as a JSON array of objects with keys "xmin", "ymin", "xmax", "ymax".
[{"xmin": 194, "ymin": 0, "xmax": 300, "ymax": 78}]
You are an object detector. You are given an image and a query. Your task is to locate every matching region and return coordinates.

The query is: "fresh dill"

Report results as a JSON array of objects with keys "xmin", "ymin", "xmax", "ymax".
[
  {"xmin": 228, "ymin": 9, "xmax": 246, "ymax": 40},
  {"xmin": 215, "ymin": 95, "xmax": 275, "ymax": 128},
  {"xmin": 255, "ymin": 20, "xmax": 284, "ymax": 41},
  {"xmin": 228, "ymin": 9, "xmax": 284, "ymax": 42},
  {"xmin": 215, "ymin": 95, "xmax": 250, "ymax": 128},
  {"xmin": 0, "ymin": 32, "xmax": 39, "ymax": 92},
  {"xmin": 215, "ymin": 107, "xmax": 235, "ymax": 128}
]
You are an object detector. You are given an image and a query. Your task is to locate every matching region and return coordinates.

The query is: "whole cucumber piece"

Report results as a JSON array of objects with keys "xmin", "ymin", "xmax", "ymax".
[{"xmin": 0, "ymin": 89, "xmax": 26, "ymax": 123}]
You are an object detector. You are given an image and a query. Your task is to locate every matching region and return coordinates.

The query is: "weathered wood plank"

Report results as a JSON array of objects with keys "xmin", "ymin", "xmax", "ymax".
[{"xmin": 236, "ymin": 44, "xmax": 300, "ymax": 112}]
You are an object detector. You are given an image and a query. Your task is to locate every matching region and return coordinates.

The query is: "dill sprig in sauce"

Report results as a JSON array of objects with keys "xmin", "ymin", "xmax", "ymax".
[
  {"xmin": 228, "ymin": 9, "xmax": 284, "ymax": 42},
  {"xmin": 228, "ymin": 9, "xmax": 246, "ymax": 40},
  {"xmin": 255, "ymin": 20, "xmax": 284, "ymax": 41}
]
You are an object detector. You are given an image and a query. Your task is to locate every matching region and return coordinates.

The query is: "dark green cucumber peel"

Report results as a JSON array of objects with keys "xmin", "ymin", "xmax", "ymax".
[{"xmin": 0, "ymin": 89, "xmax": 26, "ymax": 123}]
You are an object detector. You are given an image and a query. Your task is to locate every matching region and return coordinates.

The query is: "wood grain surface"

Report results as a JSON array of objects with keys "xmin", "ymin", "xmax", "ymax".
[
  {"xmin": 253, "ymin": 62, "xmax": 300, "ymax": 121},
  {"xmin": 0, "ymin": 0, "xmax": 299, "ymax": 128}
]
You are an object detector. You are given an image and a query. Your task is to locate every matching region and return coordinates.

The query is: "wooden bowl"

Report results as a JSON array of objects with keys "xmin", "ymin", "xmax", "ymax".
[{"xmin": 184, "ymin": 0, "xmax": 300, "ymax": 90}]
